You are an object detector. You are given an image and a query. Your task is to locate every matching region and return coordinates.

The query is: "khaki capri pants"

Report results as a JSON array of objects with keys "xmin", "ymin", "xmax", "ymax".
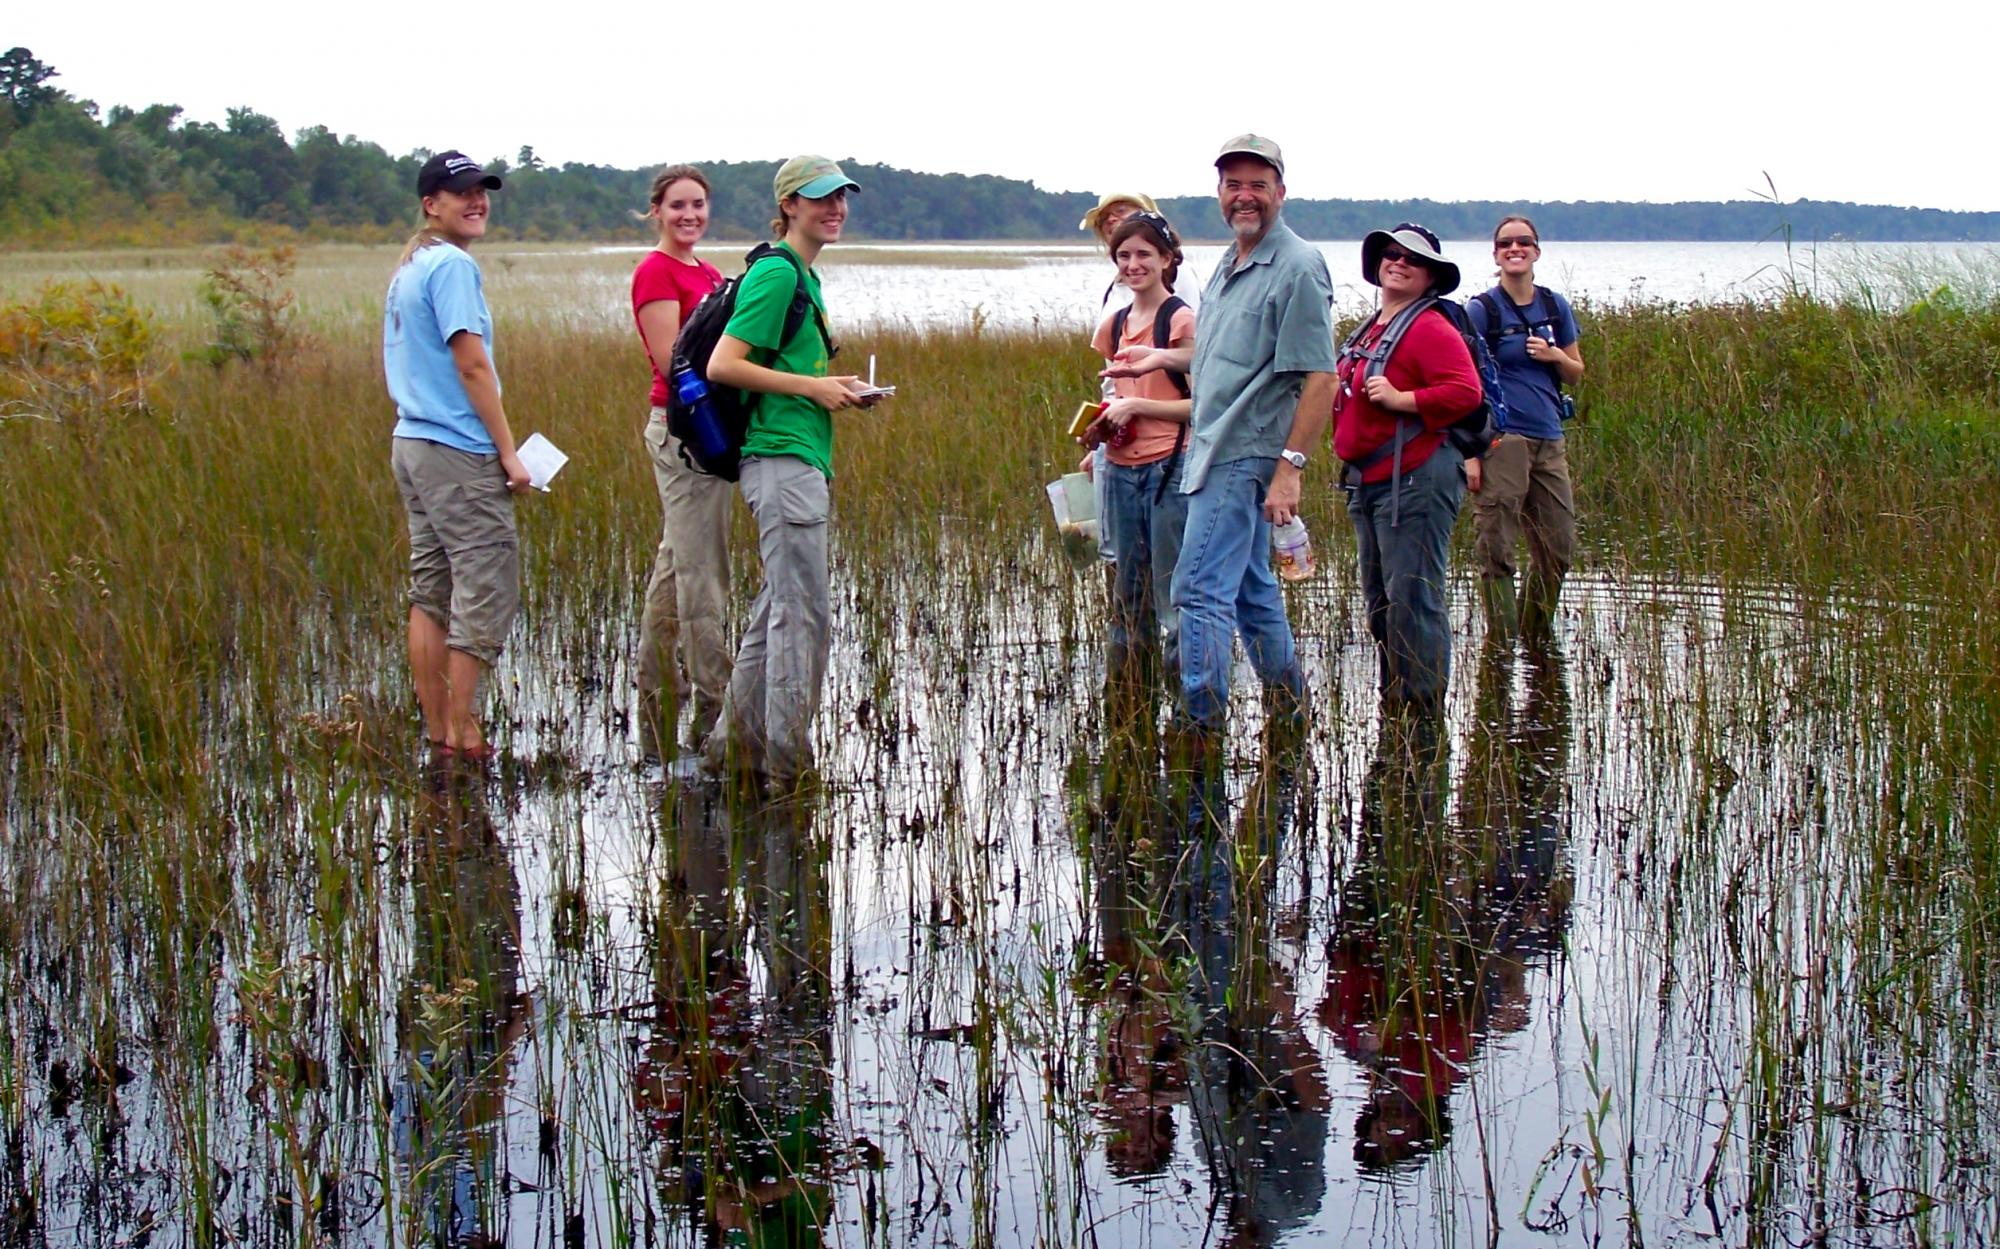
[{"xmin": 391, "ymin": 436, "xmax": 520, "ymax": 666}]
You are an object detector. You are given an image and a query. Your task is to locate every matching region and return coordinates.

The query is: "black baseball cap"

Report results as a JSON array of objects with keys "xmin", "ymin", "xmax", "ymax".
[{"xmin": 417, "ymin": 150, "xmax": 503, "ymax": 197}]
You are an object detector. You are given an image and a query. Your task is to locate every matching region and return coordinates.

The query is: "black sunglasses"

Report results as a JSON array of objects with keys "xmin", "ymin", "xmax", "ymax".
[
  {"xmin": 1380, "ymin": 246, "xmax": 1428, "ymax": 267},
  {"xmin": 1494, "ymin": 234, "xmax": 1540, "ymax": 250}
]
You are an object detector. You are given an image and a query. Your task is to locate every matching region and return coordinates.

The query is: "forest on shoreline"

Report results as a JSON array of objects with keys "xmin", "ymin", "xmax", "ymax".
[{"xmin": 4, "ymin": 46, "xmax": 1998, "ymax": 248}]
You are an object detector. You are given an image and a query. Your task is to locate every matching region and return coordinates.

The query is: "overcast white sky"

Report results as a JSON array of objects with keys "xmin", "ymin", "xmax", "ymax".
[{"xmin": 16, "ymin": 0, "xmax": 1998, "ymax": 211}]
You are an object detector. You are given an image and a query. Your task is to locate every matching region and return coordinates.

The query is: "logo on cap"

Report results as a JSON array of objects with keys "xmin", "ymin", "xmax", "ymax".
[{"xmin": 417, "ymin": 149, "xmax": 504, "ymax": 197}]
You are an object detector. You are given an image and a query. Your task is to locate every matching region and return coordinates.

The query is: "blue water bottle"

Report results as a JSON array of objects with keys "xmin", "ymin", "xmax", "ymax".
[{"xmin": 672, "ymin": 363, "xmax": 730, "ymax": 465}]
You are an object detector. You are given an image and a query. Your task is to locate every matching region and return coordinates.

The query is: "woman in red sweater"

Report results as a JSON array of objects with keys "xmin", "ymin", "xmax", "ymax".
[{"xmin": 1334, "ymin": 224, "xmax": 1482, "ymax": 723}]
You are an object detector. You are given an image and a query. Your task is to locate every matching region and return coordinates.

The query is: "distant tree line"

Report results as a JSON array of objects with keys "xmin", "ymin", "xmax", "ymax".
[{"xmin": 3, "ymin": 48, "xmax": 1996, "ymax": 247}]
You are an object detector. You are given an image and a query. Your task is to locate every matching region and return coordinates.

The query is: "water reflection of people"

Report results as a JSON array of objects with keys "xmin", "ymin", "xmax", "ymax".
[
  {"xmin": 638, "ymin": 787, "xmax": 834, "ymax": 1246},
  {"xmin": 1319, "ymin": 636, "xmax": 1573, "ymax": 1171},
  {"xmin": 392, "ymin": 777, "xmax": 527, "ymax": 1246},
  {"xmin": 1177, "ymin": 761, "xmax": 1330, "ymax": 1246},
  {"xmin": 1086, "ymin": 806, "xmax": 1186, "ymax": 1179}
]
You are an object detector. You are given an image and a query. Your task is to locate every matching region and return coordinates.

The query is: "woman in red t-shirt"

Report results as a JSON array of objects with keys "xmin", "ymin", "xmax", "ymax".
[
  {"xmin": 1333, "ymin": 223, "xmax": 1482, "ymax": 723},
  {"xmin": 631, "ymin": 164, "xmax": 727, "ymax": 762},
  {"xmin": 1084, "ymin": 212, "xmax": 1196, "ymax": 728}
]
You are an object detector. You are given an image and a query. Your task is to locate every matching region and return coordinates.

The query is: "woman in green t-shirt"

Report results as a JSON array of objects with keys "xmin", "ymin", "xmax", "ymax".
[{"xmin": 698, "ymin": 156, "xmax": 878, "ymax": 790}]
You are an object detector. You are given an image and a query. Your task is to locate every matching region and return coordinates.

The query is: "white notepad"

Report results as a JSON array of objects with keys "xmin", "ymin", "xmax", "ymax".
[{"xmin": 517, "ymin": 433, "xmax": 568, "ymax": 492}]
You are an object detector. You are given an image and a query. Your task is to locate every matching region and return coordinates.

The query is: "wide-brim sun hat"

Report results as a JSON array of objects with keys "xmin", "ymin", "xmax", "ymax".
[
  {"xmin": 774, "ymin": 155, "xmax": 861, "ymax": 202},
  {"xmin": 1079, "ymin": 191, "xmax": 1159, "ymax": 234},
  {"xmin": 1362, "ymin": 222, "xmax": 1461, "ymax": 296}
]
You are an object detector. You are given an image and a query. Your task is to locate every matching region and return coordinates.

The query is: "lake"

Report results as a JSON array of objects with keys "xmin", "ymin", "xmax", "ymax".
[
  {"xmin": 5, "ymin": 238, "xmax": 1996, "ymax": 336},
  {"xmin": 608, "ymin": 238, "xmax": 2000, "ymax": 330}
]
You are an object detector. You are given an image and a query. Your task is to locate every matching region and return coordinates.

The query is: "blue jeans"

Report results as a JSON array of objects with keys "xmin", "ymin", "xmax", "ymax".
[
  {"xmin": 1171, "ymin": 456, "xmax": 1306, "ymax": 732},
  {"xmin": 1102, "ymin": 454, "xmax": 1189, "ymax": 695},
  {"xmin": 1346, "ymin": 447, "xmax": 1466, "ymax": 714}
]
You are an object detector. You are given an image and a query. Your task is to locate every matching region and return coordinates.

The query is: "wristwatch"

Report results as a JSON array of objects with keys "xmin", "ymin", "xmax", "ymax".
[{"xmin": 1279, "ymin": 448, "xmax": 1308, "ymax": 470}]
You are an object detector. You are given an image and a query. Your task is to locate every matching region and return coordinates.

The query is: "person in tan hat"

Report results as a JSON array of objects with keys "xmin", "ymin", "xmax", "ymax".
[
  {"xmin": 1080, "ymin": 191, "xmax": 1158, "ymax": 243},
  {"xmin": 1080, "ymin": 190, "xmax": 1201, "ymax": 316},
  {"xmin": 700, "ymin": 155, "xmax": 879, "ymax": 791}
]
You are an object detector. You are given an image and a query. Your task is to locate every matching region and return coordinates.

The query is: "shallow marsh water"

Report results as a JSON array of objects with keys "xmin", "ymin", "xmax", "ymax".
[{"xmin": 6, "ymin": 555, "xmax": 1992, "ymax": 1248}]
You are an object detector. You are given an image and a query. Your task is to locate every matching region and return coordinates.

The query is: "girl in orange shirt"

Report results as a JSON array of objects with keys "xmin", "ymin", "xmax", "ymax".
[{"xmin": 1086, "ymin": 212, "xmax": 1196, "ymax": 720}]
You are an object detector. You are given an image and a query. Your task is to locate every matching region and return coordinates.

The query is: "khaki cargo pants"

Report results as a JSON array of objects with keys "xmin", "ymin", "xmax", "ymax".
[
  {"xmin": 638, "ymin": 408, "xmax": 734, "ymax": 756},
  {"xmin": 701, "ymin": 455, "xmax": 831, "ymax": 783}
]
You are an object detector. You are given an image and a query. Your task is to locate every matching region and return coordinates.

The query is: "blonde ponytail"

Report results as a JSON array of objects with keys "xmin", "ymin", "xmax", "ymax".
[{"xmin": 396, "ymin": 225, "xmax": 448, "ymax": 270}]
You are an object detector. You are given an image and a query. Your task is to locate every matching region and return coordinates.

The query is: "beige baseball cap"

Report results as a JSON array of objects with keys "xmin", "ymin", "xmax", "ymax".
[{"xmin": 1214, "ymin": 134, "xmax": 1285, "ymax": 179}]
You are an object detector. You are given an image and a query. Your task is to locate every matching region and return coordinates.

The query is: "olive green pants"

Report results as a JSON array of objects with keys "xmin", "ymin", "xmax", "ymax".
[{"xmin": 1473, "ymin": 433, "xmax": 1575, "ymax": 627}]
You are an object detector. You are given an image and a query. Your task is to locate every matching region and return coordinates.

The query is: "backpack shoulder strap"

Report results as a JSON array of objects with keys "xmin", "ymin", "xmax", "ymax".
[
  {"xmin": 744, "ymin": 243, "xmax": 834, "ymax": 359},
  {"xmin": 1146, "ymin": 294, "xmax": 1194, "ymax": 492},
  {"xmin": 1363, "ymin": 295, "xmax": 1438, "ymax": 381},
  {"xmin": 1341, "ymin": 297, "xmax": 1439, "ymax": 478},
  {"xmin": 1472, "ymin": 291, "xmax": 1504, "ymax": 350},
  {"xmin": 1108, "ymin": 304, "xmax": 1133, "ymax": 353},
  {"xmin": 1154, "ymin": 296, "xmax": 1191, "ymax": 399},
  {"xmin": 1337, "ymin": 311, "xmax": 1378, "ymax": 359},
  {"xmin": 1536, "ymin": 285, "xmax": 1564, "ymax": 334}
]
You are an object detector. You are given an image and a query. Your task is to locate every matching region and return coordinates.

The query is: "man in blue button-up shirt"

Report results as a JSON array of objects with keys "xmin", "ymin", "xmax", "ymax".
[{"xmin": 1109, "ymin": 135, "xmax": 1338, "ymax": 755}]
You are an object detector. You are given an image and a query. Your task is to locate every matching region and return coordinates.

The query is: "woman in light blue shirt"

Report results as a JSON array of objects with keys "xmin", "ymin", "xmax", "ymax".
[{"xmin": 384, "ymin": 149, "xmax": 531, "ymax": 766}]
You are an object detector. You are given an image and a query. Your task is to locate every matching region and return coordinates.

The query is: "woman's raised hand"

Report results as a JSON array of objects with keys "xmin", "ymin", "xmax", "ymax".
[{"xmin": 1100, "ymin": 346, "xmax": 1163, "ymax": 379}]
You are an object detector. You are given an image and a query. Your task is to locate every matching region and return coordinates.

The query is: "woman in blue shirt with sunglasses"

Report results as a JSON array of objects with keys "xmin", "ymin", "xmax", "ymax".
[{"xmin": 1463, "ymin": 215, "xmax": 1585, "ymax": 638}]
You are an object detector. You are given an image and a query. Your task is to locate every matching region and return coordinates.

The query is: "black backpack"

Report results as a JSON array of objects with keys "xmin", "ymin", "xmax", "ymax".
[
  {"xmin": 666, "ymin": 243, "xmax": 832, "ymax": 480},
  {"xmin": 1471, "ymin": 286, "xmax": 1576, "ymax": 422},
  {"xmin": 1106, "ymin": 295, "xmax": 1191, "ymax": 500}
]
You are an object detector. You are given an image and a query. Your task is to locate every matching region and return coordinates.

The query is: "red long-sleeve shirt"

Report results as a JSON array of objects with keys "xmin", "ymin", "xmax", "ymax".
[{"xmin": 1332, "ymin": 307, "xmax": 1482, "ymax": 484}]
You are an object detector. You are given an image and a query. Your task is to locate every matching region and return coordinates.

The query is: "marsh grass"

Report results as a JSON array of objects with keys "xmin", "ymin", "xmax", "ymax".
[{"xmin": 0, "ymin": 252, "xmax": 1997, "ymax": 1246}]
